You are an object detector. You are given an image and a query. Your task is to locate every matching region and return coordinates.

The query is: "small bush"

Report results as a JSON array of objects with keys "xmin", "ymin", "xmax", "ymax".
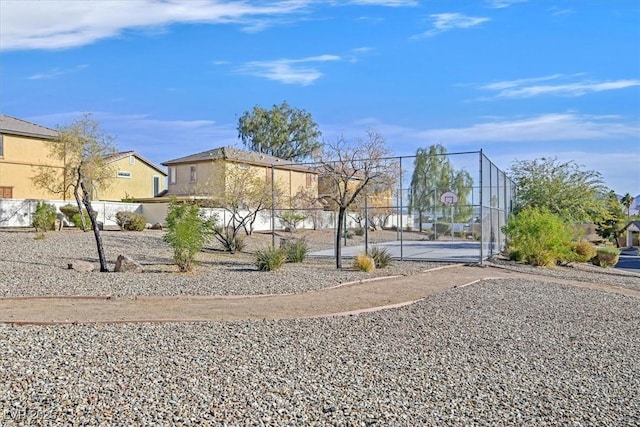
[
  {"xmin": 369, "ymin": 245, "xmax": 391, "ymax": 268},
  {"xmin": 279, "ymin": 211, "xmax": 306, "ymax": 232},
  {"xmin": 71, "ymin": 212, "xmax": 91, "ymax": 230},
  {"xmin": 116, "ymin": 211, "xmax": 147, "ymax": 231},
  {"xmin": 354, "ymin": 227, "xmax": 365, "ymax": 236},
  {"xmin": 353, "ymin": 254, "xmax": 376, "ymax": 272},
  {"xmin": 163, "ymin": 199, "xmax": 216, "ymax": 272},
  {"xmin": 503, "ymin": 206, "xmax": 574, "ymax": 267},
  {"xmin": 32, "ymin": 201, "xmax": 56, "ymax": 232},
  {"xmin": 255, "ymin": 246, "xmax": 287, "ymax": 271},
  {"xmin": 434, "ymin": 222, "xmax": 451, "ymax": 236},
  {"xmin": 283, "ymin": 239, "xmax": 309, "ymax": 263},
  {"xmin": 572, "ymin": 240, "xmax": 597, "ymax": 263},
  {"xmin": 59, "ymin": 204, "xmax": 79, "ymax": 222},
  {"xmin": 591, "ymin": 246, "xmax": 620, "ymax": 268}
]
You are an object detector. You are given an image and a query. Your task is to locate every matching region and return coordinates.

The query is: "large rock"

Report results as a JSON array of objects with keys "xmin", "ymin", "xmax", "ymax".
[
  {"xmin": 68, "ymin": 260, "xmax": 95, "ymax": 272},
  {"xmin": 114, "ymin": 255, "xmax": 144, "ymax": 273}
]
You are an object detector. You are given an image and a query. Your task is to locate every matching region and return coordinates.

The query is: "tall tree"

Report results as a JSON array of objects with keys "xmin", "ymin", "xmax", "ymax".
[
  {"xmin": 32, "ymin": 114, "xmax": 117, "ymax": 271},
  {"xmin": 315, "ymin": 130, "xmax": 393, "ymax": 268},
  {"xmin": 237, "ymin": 101, "xmax": 322, "ymax": 161},
  {"xmin": 408, "ymin": 145, "xmax": 474, "ymax": 232},
  {"xmin": 508, "ymin": 157, "xmax": 608, "ymax": 223},
  {"xmin": 621, "ymin": 193, "xmax": 634, "ymax": 220}
]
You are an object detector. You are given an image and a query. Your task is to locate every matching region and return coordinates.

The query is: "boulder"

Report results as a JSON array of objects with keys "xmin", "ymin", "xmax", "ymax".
[
  {"xmin": 114, "ymin": 255, "xmax": 144, "ymax": 273},
  {"xmin": 68, "ymin": 260, "xmax": 95, "ymax": 272}
]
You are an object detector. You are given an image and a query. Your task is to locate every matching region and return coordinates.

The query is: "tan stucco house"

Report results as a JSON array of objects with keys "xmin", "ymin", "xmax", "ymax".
[
  {"xmin": 162, "ymin": 146, "xmax": 318, "ymax": 208},
  {"xmin": 0, "ymin": 115, "xmax": 166, "ymax": 201},
  {"xmin": 99, "ymin": 151, "xmax": 167, "ymax": 201}
]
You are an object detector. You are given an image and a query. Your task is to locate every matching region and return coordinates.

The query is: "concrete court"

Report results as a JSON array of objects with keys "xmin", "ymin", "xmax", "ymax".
[{"xmin": 310, "ymin": 240, "xmax": 484, "ymax": 263}]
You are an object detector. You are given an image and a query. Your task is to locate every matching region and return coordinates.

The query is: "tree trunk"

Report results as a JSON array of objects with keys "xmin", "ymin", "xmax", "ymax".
[
  {"xmin": 335, "ymin": 207, "xmax": 346, "ymax": 269},
  {"xmin": 73, "ymin": 174, "xmax": 87, "ymax": 231},
  {"xmin": 79, "ymin": 173, "xmax": 109, "ymax": 272}
]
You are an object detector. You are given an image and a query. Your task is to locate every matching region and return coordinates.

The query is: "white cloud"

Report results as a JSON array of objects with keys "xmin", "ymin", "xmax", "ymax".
[
  {"xmin": 0, "ymin": 0, "xmax": 312, "ymax": 51},
  {"xmin": 347, "ymin": 0, "xmax": 418, "ymax": 6},
  {"xmin": 478, "ymin": 74, "xmax": 640, "ymax": 98},
  {"xmin": 27, "ymin": 64, "xmax": 89, "ymax": 80},
  {"xmin": 414, "ymin": 113, "xmax": 639, "ymax": 144},
  {"xmin": 413, "ymin": 13, "xmax": 490, "ymax": 38},
  {"xmin": 236, "ymin": 55, "xmax": 341, "ymax": 85},
  {"xmin": 485, "ymin": 0, "xmax": 528, "ymax": 9}
]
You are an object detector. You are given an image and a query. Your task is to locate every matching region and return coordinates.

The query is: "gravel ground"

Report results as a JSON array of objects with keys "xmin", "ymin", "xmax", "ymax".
[
  {"xmin": 2, "ymin": 279, "xmax": 638, "ymax": 425},
  {"xmin": 0, "ymin": 229, "xmax": 447, "ymax": 297},
  {"xmin": 1, "ymin": 229, "xmax": 639, "ymax": 425}
]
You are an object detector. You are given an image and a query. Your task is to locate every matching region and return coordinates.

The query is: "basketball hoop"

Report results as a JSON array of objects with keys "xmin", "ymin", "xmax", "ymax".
[{"xmin": 440, "ymin": 191, "xmax": 458, "ymax": 206}]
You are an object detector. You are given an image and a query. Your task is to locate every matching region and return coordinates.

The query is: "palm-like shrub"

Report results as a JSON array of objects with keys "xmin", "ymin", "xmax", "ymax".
[
  {"xmin": 283, "ymin": 238, "xmax": 309, "ymax": 263},
  {"xmin": 255, "ymin": 246, "xmax": 287, "ymax": 271},
  {"xmin": 369, "ymin": 245, "xmax": 391, "ymax": 268}
]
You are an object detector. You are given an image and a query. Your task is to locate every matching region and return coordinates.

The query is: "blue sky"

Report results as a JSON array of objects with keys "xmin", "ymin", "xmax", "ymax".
[{"xmin": 1, "ymin": 0, "xmax": 638, "ymax": 195}]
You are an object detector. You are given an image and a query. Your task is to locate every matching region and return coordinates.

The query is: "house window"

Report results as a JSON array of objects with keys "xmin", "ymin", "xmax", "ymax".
[
  {"xmin": 169, "ymin": 167, "xmax": 176, "ymax": 184},
  {"xmin": 117, "ymin": 170, "xmax": 132, "ymax": 179},
  {"xmin": 190, "ymin": 165, "xmax": 197, "ymax": 183},
  {"xmin": 153, "ymin": 176, "xmax": 160, "ymax": 196},
  {"xmin": 129, "ymin": 155, "xmax": 135, "ymax": 165},
  {"xmin": 0, "ymin": 134, "xmax": 3, "ymax": 156},
  {"xmin": 0, "ymin": 186, "xmax": 12, "ymax": 198}
]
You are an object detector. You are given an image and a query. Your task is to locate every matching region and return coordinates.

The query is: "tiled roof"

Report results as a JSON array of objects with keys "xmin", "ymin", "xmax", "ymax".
[
  {"xmin": 0, "ymin": 115, "xmax": 58, "ymax": 139},
  {"xmin": 105, "ymin": 151, "xmax": 167, "ymax": 176},
  {"xmin": 162, "ymin": 146, "xmax": 315, "ymax": 173}
]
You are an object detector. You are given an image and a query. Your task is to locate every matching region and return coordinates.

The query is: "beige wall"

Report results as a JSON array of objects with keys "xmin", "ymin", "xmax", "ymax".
[
  {"xmin": 98, "ymin": 155, "xmax": 167, "ymax": 201},
  {"xmin": 0, "ymin": 134, "xmax": 64, "ymax": 199},
  {"xmin": 166, "ymin": 159, "xmax": 318, "ymax": 208}
]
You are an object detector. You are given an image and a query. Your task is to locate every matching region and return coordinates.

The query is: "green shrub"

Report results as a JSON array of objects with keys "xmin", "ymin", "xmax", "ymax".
[
  {"xmin": 591, "ymin": 246, "xmax": 620, "ymax": 268},
  {"xmin": 572, "ymin": 240, "xmax": 597, "ymax": 263},
  {"xmin": 71, "ymin": 212, "xmax": 92, "ymax": 230},
  {"xmin": 434, "ymin": 222, "xmax": 451, "ymax": 236},
  {"xmin": 279, "ymin": 211, "xmax": 306, "ymax": 232},
  {"xmin": 59, "ymin": 204, "xmax": 79, "ymax": 222},
  {"xmin": 163, "ymin": 199, "xmax": 216, "ymax": 272},
  {"xmin": 283, "ymin": 238, "xmax": 309, "ymax": 263},
  {"xmin": 369, "ymin": 245, "xmax": 391, "ymax": 268},
  {"xmin": 32, "ymin": 201, "xmax": 56, "ymax": 232},
  {"xmin": 502, "ymin": 206, "xmax": 574, "ymax": 267},
  {"xmin": 353, "ymin": 254, "xmax": 376, "ymax": 272},
  {"xmin": 116, "ymin": 211, "xmax": 147, "ymax": 231},
  {"xmin": 255, "ymin": 246, "xmax": 287, "ymax": 271}
]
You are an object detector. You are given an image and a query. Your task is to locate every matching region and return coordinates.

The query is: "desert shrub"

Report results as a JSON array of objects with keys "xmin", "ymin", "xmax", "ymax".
[
  {"xmin": 163, "ymin": 199, "xmax": 216, "ymax": 272},
  {"xmin": 255, "ymin": 246, "xmax": 287, "ymax": 271},
  {"xmin": 502, "ymin": 206, "xmax": 574, "ymax": 267},
  {"xmin": 353, "ymin": 254, "xmax": 376, "ymax": 272},
  {"xmin": 369, "ymin": 245, "xmax": 391, "ymax": 268},
  {"xmin": 354, "ymin": 227, "xmax": 365, "ymax": 236},
  {"xmin": 283, "ymin": 238, "xmax": 309, "ymax": 263},
  {"xmin": 591, "ymin": 246, "xmax": 620, "ymax": 268},
  {"xmin": 59, "ymin": 204, "xmax": 79, "ymax": 222},
  {"xmin": 572, "ymin": 240, "xmax": 597, "ymax": 263},
  {"xmin": 32, "ymin": 201, "xmax": 56, "ymax": 232},
  {"xmin": 71, "ymin": 212, "xmax": 91, "ymax": 230},
  {"xmin": 279, "ymin": 211, "xmax": 306, "ymax": 232},
  {"xmin": 434, "ymin": 222, "xmax": 451, "ymax": 236},
  {"xmin": 116, "ymin": 211, "xmax": 147, "ymax": 231}
]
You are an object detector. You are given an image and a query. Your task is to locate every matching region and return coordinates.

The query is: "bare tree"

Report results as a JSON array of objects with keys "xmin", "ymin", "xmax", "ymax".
[
  {"xmin": 207, "ymin": 163, "xmax": 283, "ymax": 252},
  {"xmin": 315, "ymin": 130, "xmax": 393, "ymax": 268},
  {"xmin": 31, "ymin": 114, "xmax": 116, "ymax": 271}
]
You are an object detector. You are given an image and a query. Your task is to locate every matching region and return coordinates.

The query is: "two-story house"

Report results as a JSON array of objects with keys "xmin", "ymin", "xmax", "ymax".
[
  {"xmin": 162, "ymin": 146, "xmax": 318, "ymax": 208},
  {"xmin": 0, "ymin": 115, "xmax": 166, "ymax": 201}
]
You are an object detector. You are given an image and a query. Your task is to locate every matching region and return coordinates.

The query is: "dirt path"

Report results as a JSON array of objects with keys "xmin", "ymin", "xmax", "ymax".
[{"xmin": 2, "ymin": 265, "xmax": 638, "ymax": 325}]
